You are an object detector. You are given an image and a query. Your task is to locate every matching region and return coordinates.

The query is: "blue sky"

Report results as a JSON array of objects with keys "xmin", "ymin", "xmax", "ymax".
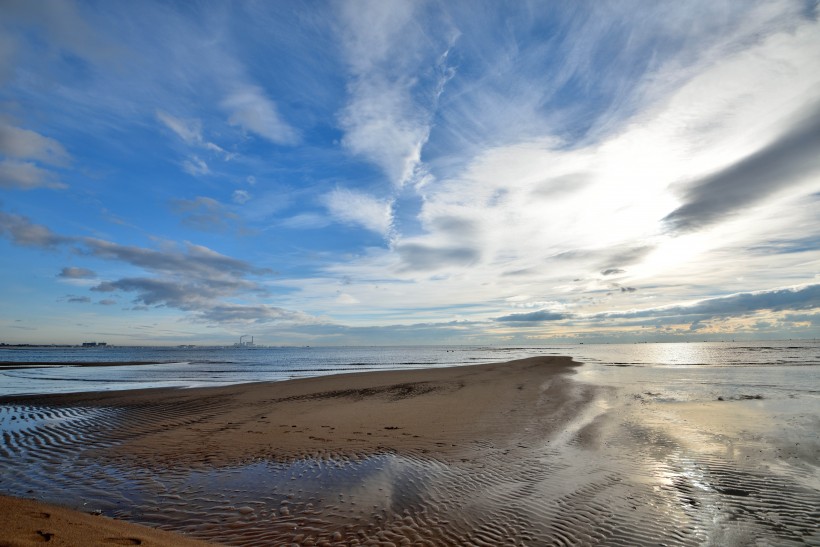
[{"xmin": 1, "ymin": 0, "xmax": 819, "ymax": 345}]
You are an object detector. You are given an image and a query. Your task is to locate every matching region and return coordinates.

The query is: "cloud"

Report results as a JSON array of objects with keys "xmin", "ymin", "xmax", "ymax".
[
  {"xmin": 0, "ymin": 160, "xmax": 66, "ymax": 190},
  {"xmin": 81, "ymin": 237, "xmax": 269, "ymax": 278},
  {"xmin": 495, "ymin": 310, "xmax": 568, "ymax": 323},
  {"xmin": 395, "ymin": 242, "xmax": 479, "ymax": 272},
  {"xmin": 66, "ymin": 295, "xmax": 91, "ymax": 304},
  {"xmin": 0, "ymin": 211, "xmax": 318, "ymax": 325},
  {"xmin": 97, "ymin": 299, "xmax": 117, "ymax": 305},
  {"xmin": 598, "ymin": 284, "xmax": 820, "ymax": 321},
  {"xmin": 0, "ymin": 211, "xmax": 73, "ymax": 247},
  {"xmin": 232, "ymin": 190, "xmax": 250, "ymax": 204},
  {"xmin": 0, "ymin": 0, "xmax": 116, "ymax": 65},
  {"xmin": 91, "ymin": 276, "xmax": 307, "ymax": 325},
  {"xmin": 222, "ymin": 85, "xmax": 299, "ymax": 146},
  {"xmin": 156, "ymin": 110, "xmax": 203, "ymax": 146},
  {"xmin": 663, "ymin": 103, "xmax": 820, "ymax": 233},
  {"xmin": 278, "ymin": 213, "xmax": 331, "ymax": 230},
  {"xmin": 0, "ymin": 122, "xmax": 72, "ymax": 190},
  {"xmin": 182, "ymin": 156, "xmax": 209, "ymax": 176},
  {"xmin": 58, "ymin": 266, "xmax": 96, "ymax": 279},
  {"xmin": 339, "ymin": 78, "xmax": 433, "ymax": 187},
  {"xmin": 171, "ymin": 196, "xmax": 237, "ymax": 232},
  {"xmin": 335, "ymin": 0, "xmax": 455, "ymax": 186},
  {"xmin": 156, "ymin": 110, "xmax": 230, "ymax": 161},
  {"xmin": 0, "ymin": 123, "xmax": 71, "ymax": 166},
  {"xmin": 323, "ymin": 187, "xmax": 393, "ymax": 235}
]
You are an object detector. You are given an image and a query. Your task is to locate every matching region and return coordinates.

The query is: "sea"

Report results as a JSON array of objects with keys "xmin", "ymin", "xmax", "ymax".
[{"xmin": 1, "ymin": 340, "xmax": 818, "ymax": 397}]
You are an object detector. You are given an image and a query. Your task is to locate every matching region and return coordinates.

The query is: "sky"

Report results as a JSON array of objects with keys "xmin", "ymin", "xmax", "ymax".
[{"xmin": 0, "ymin": 0, "xmax": 819, "ymax": 346}]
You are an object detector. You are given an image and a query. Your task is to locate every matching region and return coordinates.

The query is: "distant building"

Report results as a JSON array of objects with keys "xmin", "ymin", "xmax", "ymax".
[{"xmin": 81, "ymin": 342, "xmax": 107, "ymax": 347}]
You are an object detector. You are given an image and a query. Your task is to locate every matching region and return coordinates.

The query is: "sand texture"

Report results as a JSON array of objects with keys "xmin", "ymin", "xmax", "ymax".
[
  {"xmin": 1, "ymin": 355, "xmax": 818, "ymax": 545},
  {"xmin": 0, "ymin": 494, "xmax": 213, "ymax": 546}
]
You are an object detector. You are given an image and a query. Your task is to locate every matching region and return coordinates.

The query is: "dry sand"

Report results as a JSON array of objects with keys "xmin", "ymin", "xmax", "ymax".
[
  {"xmin": 0, "ymin": 494, "xmax": 213, "ymax": 546},
  {"xmin": 0, "ymin": 356, "xmax": 588, "ymax": 545}
]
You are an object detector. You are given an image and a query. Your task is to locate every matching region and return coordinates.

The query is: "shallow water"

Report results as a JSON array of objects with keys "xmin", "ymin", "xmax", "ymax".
[{"xmin": 1, "ymin": 342, "xmax": 818, "ymax": 545}]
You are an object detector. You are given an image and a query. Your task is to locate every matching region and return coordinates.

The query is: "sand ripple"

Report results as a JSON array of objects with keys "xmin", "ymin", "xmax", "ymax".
[{"xmin": 2, "ymin": 398, "xmax": 819, "ymax": 546}]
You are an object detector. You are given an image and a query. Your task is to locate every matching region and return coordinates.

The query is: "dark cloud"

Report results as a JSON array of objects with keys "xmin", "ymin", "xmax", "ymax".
[
  {"xmin": 599, "ymin": 284, "xmax": 820, "ymax": 320},
  {"xmin": 58, "ymin": 266, "xmax": 95, "ymax": 279},
  {"xmin": 620, "ymin": 286, "xmax": 637, "ymax": 293},
  {"xmin": 0, "ymin": 211, "xmax": 307, "ymax": 325},
  {"xmin": 97, "ymin": 299, "xmax": 117, "ymax": 305},
  {"xmin": 664, "ymin": 104, "xmax": 820, "ymax": 233},
  {"xmin": 81, "ymin": 238, "xmax": 270, "ymax": 278},
  {"xmin": 495, "ymin": 310, "xmax": 568, "ymax": 322},
  {"xmin": 91, "ymin": 277, "xmax": 255, "ymax": 309},
  {"xmin": 747, "ymin": 233, "xmax": 820, "ymax": 256},
  {"xmin": 396, "ymin": 243, "xmax": 480, "ymax": 272},
  {"xmin": 601, "ymin": 268, "xmax": 625, "ymax": 276},
  {"xmin": 0, "ymin": 211, "xmax": 73, "ymax": 248},
  {"xmin": 91, "ymin": 277, "xmax": 304, "ymax": 325},
  {"xmin": 199, "ymin": 304, "xmax": 308, "ymax": 324}
]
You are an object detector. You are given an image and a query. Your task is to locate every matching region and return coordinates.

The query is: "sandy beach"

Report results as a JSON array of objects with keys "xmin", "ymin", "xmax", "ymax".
[
  {"xmin": 0, "ymin": 356, "xmax": 592, "ymax": 545},
  {"xmin": 1, "ymin": 355, "xmax": 817, "ymax": 545}
]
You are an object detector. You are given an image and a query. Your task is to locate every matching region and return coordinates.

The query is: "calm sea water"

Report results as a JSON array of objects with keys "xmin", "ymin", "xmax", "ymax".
[{"xmin": 0, "ymin": 341, "xmax": 818, "ymax": 398}]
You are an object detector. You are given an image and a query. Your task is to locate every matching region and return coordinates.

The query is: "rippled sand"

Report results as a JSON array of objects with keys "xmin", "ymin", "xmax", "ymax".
[{"xmin": 1, "ymin": 356, "xmax": 818, "ymax": 545}]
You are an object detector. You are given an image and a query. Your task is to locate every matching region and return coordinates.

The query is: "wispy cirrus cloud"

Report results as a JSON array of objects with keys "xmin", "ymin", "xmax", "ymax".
[
  {"xmin": 222, "ymin": 85, "xmax": 299, "ymax": 146},
  {"xmin": 336, "ymin": 0, "xmax": 456, "ymax": 187}
]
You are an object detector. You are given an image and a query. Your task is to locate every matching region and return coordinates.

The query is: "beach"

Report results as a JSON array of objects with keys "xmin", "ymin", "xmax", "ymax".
[{"xmin": 0, "ymin": 353, "xmax": 817, "ymax": 545}]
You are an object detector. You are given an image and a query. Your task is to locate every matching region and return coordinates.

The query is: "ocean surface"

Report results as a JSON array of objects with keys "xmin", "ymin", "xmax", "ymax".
[{"xmin": 1, "ymin": 340, "xmax": 818, "ymax": 397}]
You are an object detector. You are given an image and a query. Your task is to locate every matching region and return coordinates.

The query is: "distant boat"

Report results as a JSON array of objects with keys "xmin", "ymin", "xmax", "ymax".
[{"xmin": 233, "ymin": 335, "xmax": 256, "ymax": 348}]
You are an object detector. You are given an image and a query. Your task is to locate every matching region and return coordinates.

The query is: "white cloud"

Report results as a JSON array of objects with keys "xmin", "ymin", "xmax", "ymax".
[
  {"xmin": 339, "ymin": 78, "xmax": 430, "ymax": 188},
  {"xmin": 336, "ymin": 293, "xmax": 360, "ymax": 304},
  {"xmin": 156, "ymin": 110, "xmax": 202, "ymax": 145},
  {"xmin": 323, "ymin": 187, "xmax": 393, "ymax": 235},
  {"xmin": 279, "ymin": 213, "xmax": 330, "ymax": 230},
  {"xmin": 182, "ymin": 156, "xmax": 209, "ymax": 176},
  {"xmin": 232, "ymin": 190, "xmax": 251, "ymax": 204},
  {"xmin": 335, "ymin": 0, "xmax": 456, "ymax": 187},
  {"xmin": 222, "ymin": 85, "xmax": 299, "ymax": 146},
  {"xmin": 316, "ymin": 8, "xmax": 820, "ymax": 325}
]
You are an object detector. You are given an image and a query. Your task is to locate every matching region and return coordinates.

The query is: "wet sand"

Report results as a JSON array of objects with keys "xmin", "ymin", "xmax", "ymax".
[
  {"xmin": 1, "ymin": 355, "xmax": 817, "ymax": 545},
  {"xmin": 0, "ymin": 494, "xmax": 213, "ymax": 546}
]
